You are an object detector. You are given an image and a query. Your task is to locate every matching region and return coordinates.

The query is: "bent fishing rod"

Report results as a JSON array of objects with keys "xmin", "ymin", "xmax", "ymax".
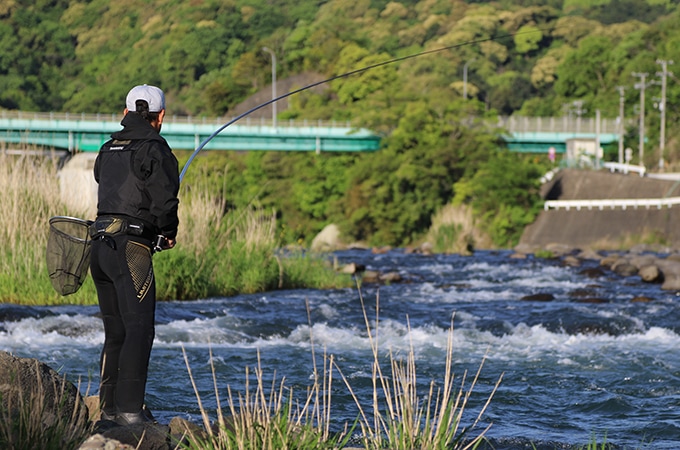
[{"xmin": 178, "ymin": 27, "xmax": 549, "ymax": 182}]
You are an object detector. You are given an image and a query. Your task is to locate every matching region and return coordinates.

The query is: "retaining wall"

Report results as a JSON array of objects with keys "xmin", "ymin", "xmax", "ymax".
[{"xmin": 518, "ymin": 169, "xmax": 680, "ymax": 249}]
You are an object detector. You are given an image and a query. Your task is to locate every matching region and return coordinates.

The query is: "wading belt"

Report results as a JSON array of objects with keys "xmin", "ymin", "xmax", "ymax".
[{"xmin": 89, "ymin": 216, "xmax": 155, "ymax": 241}]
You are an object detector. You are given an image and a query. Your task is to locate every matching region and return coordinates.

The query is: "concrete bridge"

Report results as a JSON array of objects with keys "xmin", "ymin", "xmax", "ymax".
[
  {"xmin": 0, "ymin": 111, "xmax": 621, "ymax": 155},
  {"xmin": 0, "ymin": 111, "xmax": 380, "ymax": 154},
  {"xmin": 498, "ymin": 115, "xmax": 621, "ymax": 154}
]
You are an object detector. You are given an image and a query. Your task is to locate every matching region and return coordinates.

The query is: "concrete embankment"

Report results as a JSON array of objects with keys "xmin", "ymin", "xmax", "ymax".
[
  {"xmin": 518, "ymin": 169, "xmax": 680, "ymax": 250},
  {"xmin": 59, "ymin": 152, "xmax": 98, "ymax": 218}
]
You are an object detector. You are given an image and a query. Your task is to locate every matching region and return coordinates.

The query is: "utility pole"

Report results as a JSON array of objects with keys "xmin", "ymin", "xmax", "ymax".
[
  {"xmin": 595, "ymin": 109, "xmax": 601, "ymax": 169},
  {"xmin": 656, "ymin": 59, "xmax": 673, "ymax": 171},
  {"xmin": 262, "ymin": 47, "xmax": 277, "ymax": 128},
  {"xmin": 571, "ymin": 100, "xmax": 586, "ymax": 133},
  {"xmin": 632, "ymin": 72, "xmax": 648, "ymax": 167},
  {"xmin": 617, "ymin": 86, "xmax": 625, "ymax": 164}
]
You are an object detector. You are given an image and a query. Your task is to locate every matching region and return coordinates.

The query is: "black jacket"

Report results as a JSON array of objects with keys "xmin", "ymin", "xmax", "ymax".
[{"xmin": 94, "ymin": 112, "xmax": 179, "ymax": 239}]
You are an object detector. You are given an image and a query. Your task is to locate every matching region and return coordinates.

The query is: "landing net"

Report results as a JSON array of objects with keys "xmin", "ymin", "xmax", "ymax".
[{"xmin": 46, "ymin": 216, "xmax": 93, "ymax": 296}]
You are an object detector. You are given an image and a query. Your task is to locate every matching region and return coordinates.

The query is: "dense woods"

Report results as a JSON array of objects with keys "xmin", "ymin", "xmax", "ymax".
[{"xmin": 2, "ymin": 0, "xmax": 679, "ymax": 248}]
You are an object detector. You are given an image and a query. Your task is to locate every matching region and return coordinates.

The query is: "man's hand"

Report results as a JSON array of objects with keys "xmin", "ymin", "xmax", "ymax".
[{"xmin": 154, "ymin": 236, "xmax": 176, "ymax": 253}]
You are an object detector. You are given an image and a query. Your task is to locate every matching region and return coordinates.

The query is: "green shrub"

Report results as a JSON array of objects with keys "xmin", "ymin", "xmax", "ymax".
[{"xmin": 453, "ymin": 153, "xmax": 547, "ymax": 248}]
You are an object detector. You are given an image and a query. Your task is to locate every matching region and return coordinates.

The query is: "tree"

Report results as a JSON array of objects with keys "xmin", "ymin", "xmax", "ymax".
[
  {"xmin": 0, "ymin": 2, "xmax": 76, "ymax": 110},
  {"xmin": 514, "ymin": 25, "xmax": 543, "ymax": 55},
  {"xmin": 486, "ymin": 71, "xmax": 535, "ymax": 115},
  {"xmin": 554, "ymin": 34, "xmax": 614, "ymax": 99},
  {"xmin": 452, "ymin": 152, "xmax": 545, "ymax": 247},
  {"xmin": 339, "ymin": 101, "xmax": 495, "ymax": 245}
]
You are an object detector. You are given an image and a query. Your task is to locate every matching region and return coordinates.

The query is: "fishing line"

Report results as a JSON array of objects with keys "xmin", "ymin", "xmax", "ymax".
[{"xmin": 179, "ymin": 27, "xmax": 549, "ymax": 182}]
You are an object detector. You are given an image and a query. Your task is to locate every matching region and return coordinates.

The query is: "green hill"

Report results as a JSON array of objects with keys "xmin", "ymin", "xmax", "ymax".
[{"xmin": 2, "ymin": 0, "xmax": 680, "ymax": 248}]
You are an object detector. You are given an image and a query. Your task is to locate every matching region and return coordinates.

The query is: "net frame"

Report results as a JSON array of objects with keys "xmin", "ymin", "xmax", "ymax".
[{"xmin": 46, "ymin": 216, "xmax": 93, "ymax": 296}]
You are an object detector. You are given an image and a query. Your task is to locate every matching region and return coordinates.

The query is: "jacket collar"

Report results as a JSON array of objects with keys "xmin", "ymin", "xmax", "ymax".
[{"xmin": 111, "ymin": 112, "xmax": 164, "ymax": 142}]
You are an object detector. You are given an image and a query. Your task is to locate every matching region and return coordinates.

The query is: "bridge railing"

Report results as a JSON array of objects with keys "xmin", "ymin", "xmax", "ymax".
[
  {"xmin": 497, "ymin": 116, "xmax": 624, "ymax": 135},
  {"xmin": 0, "ymin": 110, "xmax": 351, "ymax": 129},
  {"xmin": 544, "ymin": 197, "xmax": 680, "ymax": 211},
  {"xmin": 2, "ymin": 110, "xmax": 628, "ymax": 134}
]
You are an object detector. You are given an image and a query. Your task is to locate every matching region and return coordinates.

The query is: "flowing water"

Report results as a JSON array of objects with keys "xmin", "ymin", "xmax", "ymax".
[{"xmin": 1, "ymin": 249, "xmax": 679, "ymax": 449}]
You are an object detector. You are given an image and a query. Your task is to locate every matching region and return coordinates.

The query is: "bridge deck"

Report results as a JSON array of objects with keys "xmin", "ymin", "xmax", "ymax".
[
  {"xmin": 0, "ymin": 111, "xmax": 623, "ymax": 154},
  {"xmin": 0, "ymin": 112, "xmax": 380, "ymax": 152}
]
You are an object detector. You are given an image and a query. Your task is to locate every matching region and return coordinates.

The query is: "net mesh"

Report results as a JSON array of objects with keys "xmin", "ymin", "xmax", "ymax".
[{"xmin": 46, "ymin": 216, "xmax": 93, "ymax": 296}]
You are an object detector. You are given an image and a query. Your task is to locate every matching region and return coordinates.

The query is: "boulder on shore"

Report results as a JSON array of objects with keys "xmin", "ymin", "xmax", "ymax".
[
  {"xmin": 0, "ymin": 351, "xmax": 89, "ymax": 434},
  {"xmin": 656, "ymin": 259, "xmax": 680, "ymax": 290},
  {"xmin": 311, "ymin": 224, "xmax": 343, "ymax": 252}
]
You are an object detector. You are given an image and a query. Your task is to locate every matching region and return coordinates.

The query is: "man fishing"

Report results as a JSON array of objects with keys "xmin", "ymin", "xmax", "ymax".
[{"xmin": 89, "ymin": 84, "xmax": 179, "ymax": 425}]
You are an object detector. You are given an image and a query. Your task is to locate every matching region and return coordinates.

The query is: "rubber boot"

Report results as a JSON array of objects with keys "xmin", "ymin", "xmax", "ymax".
[
  {"xmin": 115, "ymin": 410, "xmax": 152, "ymax": 426},
  {"xmin": 100, "ymin": 410, "xmax": 117, "ymax": 422}
]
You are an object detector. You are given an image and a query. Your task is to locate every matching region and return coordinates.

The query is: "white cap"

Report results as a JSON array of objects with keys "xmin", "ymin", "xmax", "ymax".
[{"xmin": 125, "ymin": 84, "xmax": 165, "ymax": 112}]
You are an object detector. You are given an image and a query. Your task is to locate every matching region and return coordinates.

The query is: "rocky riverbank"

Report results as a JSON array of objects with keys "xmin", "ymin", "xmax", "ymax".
[{"xmin": 514, "ymin": 242, "xmax": 680, "ymax": 292}]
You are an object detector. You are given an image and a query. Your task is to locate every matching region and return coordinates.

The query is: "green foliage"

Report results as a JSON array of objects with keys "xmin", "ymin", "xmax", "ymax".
[
  {"xmin": 567, "ymin": 0, "xmax": 674, "ymax": 24},
  {"xmin": 534, "ymin": 249, "xmax": 555, "ymax": 259},
  {"xmin": 0, "ymin": 1, "xmax": 76, "ymax": 110},
  {"xmin": 514, "ymin": 25, "xmax": 543, "ymax": 54},
  {"xmin": 339, "ymin": 102, "xmax": 496, "ymax": 246},
  {"xmin": 486, "ymin": 71, "xmax": 535, "ymax": 115},
  {"xmin": 3, "ymin": 0, "xmax": 679, "ymax": 120},
  {"xmin": 554, "ymin": 35, "xmax": 614, "ymax": 100},
  {"xmin": 432, "ymin": 223, "xmax": 474, "ymax": 255},
  {"xmin": 5, "ymin": 0, "xmax": 680, "ymax": 249},
  {"xmin": 453, "ymin": 153, "xmax": 546, "ymax": 247}
]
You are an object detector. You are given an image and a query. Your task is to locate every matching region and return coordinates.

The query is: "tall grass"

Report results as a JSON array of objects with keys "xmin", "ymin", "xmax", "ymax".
[
  {"xmin": 426, "ymin": 204, "xmax": 493, "ymax": 254},
  {"xmin": 0, "ymin": 150, "xmax": 349, "ymax": 305},
  {"xmin": 155, "ymin": 167, "xmax": 350, "ymax": 299},
  {"xmin": 335, "ymin": 290, "xmax": 500, "ymax": 449},
  {"xmin": 0, "ymin": 151, "xmax": 92, "ymax": 304},
  {"xmin": 0, "ymin": 360, "xmax": 91, "ymax": 450},
  {"xmin": 180, "ymin": 300, "xmax": 351, "ymax": 449},
  {"xmin": 181, "ymin": 295, "xmax": 500, "ymax": 450},
  {"xmin": 181, "ymin": 346, "xmax": 351, "ymax": 450}
]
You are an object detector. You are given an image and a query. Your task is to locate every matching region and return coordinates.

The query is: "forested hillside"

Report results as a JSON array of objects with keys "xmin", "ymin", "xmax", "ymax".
[{"xmin": 2, "ymin": 0, "xmax": 679, "ymax": 248}]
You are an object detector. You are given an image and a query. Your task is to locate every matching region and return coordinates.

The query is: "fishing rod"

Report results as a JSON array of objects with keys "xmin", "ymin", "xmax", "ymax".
[{"xmin": 179, "ymin": 27, "xmax": 548, "ymax": 182}]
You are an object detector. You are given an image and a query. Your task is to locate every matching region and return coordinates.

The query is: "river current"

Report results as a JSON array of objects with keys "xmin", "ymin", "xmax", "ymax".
[{"xmin": 1, "ymin": 249, "xmax": 679, "ymax": 449}]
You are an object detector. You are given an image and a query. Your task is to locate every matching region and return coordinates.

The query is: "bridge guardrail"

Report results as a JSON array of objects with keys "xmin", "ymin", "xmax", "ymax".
[
  {"xmin": 0, "ymin": 110, "xmax": 351, "ymax": 129},
  {"xmin": 2, "ymin": 110, "xmax": 628, "ymax": 134},
  {"xmin": 602, "ymin": 162, "xmax": 646, "ymax": 177},
  {"xmin": 496, "ymin": 115, "xmax": 626, "ymax": 134},
  {"xmin": 544, "ymin": 197, "xmax": 680, "ymax": 211}
]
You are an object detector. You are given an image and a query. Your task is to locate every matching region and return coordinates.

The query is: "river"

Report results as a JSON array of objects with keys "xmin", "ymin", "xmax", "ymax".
[{"xmin": 1, "ymin": 249, "xmax": 678, "ymax": 449}]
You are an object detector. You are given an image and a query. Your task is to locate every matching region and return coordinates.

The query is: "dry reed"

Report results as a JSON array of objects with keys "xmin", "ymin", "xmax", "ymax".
[
  {"xmin": 177, "ymin": 165, "xmax": 277, "ymax": 256},
  {"xmin": 334, "ymin": 288, "xmax": 501, "ymax": 449},
  {"xmin": 0, "ymin": 150, "xmax": 82, "ymax": 302},
  {"xmin": 426, "ymin": 203, "xmax": 493, "ymax": 253},
  {"xmin": 0, "ymin": 359, "xmax": 91, "ymax": 449},
  {"xmin": 180, "ymin": 291, "xmax": 499, "ymax": 450}
]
